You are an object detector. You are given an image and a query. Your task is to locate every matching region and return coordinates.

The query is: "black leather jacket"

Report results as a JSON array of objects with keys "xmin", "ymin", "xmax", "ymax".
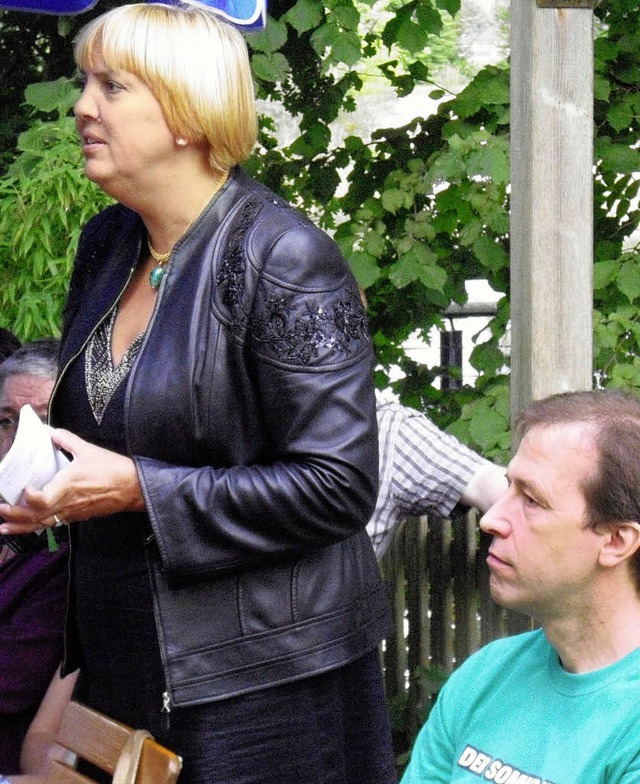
[{"xmin": 53, "ymin": 167, "xmax": 391, "ymax": 707}]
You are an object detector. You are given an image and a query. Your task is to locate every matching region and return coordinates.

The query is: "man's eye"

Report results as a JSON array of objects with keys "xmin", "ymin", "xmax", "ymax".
[{"xmin": 0, "ymin": 417, "xmax": 17, "ymax": 432}]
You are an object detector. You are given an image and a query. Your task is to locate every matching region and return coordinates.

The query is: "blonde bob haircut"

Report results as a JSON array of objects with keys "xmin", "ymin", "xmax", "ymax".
[{"xmin": 74, "ymin": 0, "xmax": 257, "ymax": 173}]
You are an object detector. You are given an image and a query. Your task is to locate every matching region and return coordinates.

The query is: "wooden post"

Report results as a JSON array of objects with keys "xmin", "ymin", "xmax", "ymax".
[{"xmin": 510, "ymin": 0, "xmax": 595, "ymax": 427}]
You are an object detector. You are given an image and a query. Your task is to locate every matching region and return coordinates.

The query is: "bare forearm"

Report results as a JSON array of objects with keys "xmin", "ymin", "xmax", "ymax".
[{"xmin": 461, "ymin": 463, "xmax": 507, "ymax": 513}]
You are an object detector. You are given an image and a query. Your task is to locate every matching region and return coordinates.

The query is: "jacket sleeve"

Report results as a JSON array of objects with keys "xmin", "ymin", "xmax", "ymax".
[{"xmin": 134, "ymin": 213, "xmax": 379, "ymax": 582}]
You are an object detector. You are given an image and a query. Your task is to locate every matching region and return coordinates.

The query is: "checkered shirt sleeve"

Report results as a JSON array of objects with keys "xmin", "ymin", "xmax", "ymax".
[{"xmin": 367, "ymin": 395, "xmax": 488, "ymax": 558}]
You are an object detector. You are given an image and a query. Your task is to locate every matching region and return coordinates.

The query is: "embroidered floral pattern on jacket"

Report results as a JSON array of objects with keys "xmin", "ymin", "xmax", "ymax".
[
  {"xmin": 215, "ymin": 198, "xmax": 369, "ymax": 366},
  {"xmin": 250, "ymin": 288, "xmax": 368, "ymax": 365},
  {"xmin": 216, "ymin": 199, "xmax": 260, "ymax": 324}
]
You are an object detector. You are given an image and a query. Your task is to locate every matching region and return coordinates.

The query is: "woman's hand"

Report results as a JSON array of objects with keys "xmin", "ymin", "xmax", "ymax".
[{"xmin": 0, "ymin": 429, "xmax": 146, "ymax": 535}]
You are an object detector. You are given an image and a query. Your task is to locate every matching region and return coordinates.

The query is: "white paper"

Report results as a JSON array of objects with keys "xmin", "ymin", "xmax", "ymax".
[{"xmin": 0, "ymin": 404, "xmax": 70, "ymax": 506}]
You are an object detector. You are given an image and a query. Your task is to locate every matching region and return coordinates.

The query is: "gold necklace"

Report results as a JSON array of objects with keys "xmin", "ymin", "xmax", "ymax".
[{"xmin": 148, "ymin": 171, "xmax": 229, "ymax": 289}]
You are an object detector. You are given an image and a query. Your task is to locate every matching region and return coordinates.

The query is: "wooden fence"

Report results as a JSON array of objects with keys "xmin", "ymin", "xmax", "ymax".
[{"xmin": 379, "ymin": 508, "xmax": 532, "ymax": 755}]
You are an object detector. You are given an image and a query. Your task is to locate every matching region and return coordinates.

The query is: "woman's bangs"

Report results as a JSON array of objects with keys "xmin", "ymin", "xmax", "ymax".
[
  {"xmin": 75, "ymin": 13, "xmax": 151, "ymax": 77},
  {"xmin": 99, "ymin": 19, "xmax": 149, "ymax": 75}
]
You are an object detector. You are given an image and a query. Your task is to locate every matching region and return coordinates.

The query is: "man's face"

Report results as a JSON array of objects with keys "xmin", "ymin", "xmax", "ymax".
[
  {"xmin": 0, "ymin": 374, "xmax": 55, "ymax": 460},
  {"xmin": 479, "ymin": 422, "xmax": 607, "ymax": 623}
]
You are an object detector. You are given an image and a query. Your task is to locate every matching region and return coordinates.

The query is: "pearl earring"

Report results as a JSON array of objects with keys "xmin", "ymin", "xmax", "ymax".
[{"xmin": 176, "ymin": 137, "xmax": 188, "ymax": 147}]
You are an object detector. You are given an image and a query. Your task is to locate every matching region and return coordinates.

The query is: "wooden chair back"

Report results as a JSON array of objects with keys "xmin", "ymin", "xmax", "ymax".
[{"xmin": 49, "ymin": 700, "xmax": 182, "ymax": 784}]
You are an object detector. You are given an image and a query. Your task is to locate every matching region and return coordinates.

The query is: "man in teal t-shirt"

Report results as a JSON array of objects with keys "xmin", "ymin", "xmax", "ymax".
[{"xmin": 402, "ymin": 388, "xmax": 640, "ymax": 784}]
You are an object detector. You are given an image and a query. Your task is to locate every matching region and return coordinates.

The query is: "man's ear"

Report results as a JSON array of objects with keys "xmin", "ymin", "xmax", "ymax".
[{"xmin": 599, "ymin": 522, "xmax": 640, "ymax": 569}]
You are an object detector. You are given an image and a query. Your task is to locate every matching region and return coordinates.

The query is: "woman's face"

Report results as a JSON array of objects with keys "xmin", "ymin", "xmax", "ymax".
[{"xmin": 74, "ymin": 55, "xmax": 177, "ymax": 201}]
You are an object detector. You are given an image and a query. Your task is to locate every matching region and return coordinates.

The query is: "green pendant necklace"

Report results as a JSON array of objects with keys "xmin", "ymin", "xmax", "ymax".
[
  {"xmin": 146, "ymin": 170, "xmax": 230, "ymax": 290},
  {"xmin": 148, "ymin": 240, "xmax": 171, "ymax": 289}
]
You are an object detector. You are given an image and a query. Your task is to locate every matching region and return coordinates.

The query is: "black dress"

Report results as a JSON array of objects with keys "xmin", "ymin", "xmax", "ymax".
[
  {"xmin": 55, "ymin": 314, "xmax": 397, "ymax": 784},
  {"xmin": 55, "ymin": 318, "xmax": 170, "ymax": 738}
]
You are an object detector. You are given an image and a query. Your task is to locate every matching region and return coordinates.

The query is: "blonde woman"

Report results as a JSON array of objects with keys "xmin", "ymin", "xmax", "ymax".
[{"xmin": 0, "ymin": 2, "xmax": 396, "ymax": 782}]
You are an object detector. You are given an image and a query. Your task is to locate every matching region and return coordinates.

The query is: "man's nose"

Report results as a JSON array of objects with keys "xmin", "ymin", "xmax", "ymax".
[{"xmin": 479, "ymin": 492, "xmax": 512, "ymax": 538}]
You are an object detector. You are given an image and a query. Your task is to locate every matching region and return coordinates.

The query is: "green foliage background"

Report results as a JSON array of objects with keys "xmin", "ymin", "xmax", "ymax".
[{"xmin": 0, "ymin": 0, "xmax": 638, "ymax": 468}]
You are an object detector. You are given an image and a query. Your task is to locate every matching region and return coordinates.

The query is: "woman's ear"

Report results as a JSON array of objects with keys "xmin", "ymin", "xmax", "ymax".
[{"xmin": 599, "ymin": 522, "xmax": 640, "ymax": 569}]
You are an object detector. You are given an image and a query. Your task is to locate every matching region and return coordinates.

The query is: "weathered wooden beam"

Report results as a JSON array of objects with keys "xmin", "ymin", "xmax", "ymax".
[
  {"xmin": 536, "ymin": 0, "xmax": 597, "ymax": 7},
  {"xmin": 509, "ymin": 1, "xmax": 594, "ymax": 430}
]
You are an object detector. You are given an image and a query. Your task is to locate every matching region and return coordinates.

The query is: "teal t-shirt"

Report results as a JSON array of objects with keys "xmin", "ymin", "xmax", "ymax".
[{"xmin": 401, "ymin": 629, "xmax": 640, "ymax": 784}]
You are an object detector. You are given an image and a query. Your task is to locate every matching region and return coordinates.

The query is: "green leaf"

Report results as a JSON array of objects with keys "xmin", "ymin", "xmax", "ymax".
[
  {"xmin": 596, "ymin": 139, "xmax": 640, "ymax": 175},
  {"xmin": 417, "ymin": 262, "xmax": 447, "ymax": 293},
  {"xmin": 289, "ymin": 123, "xmax": 331, "ymax": 156},
  {"xmin": 617, "ymin": 259, "xmax": 640, "ymax": 303},
  {"xmin": 606, "ymin": 101, "xmax": 635, "ymax": 132},
  {"xmin": 362, "ymin": 230, "xmax": 386, "ymax": 257},
  {"xmin": 346, "ymin": 251, "xmax": 381, "ymax": 288},
  {"xmin": 381, "ymin": 188, "xmax": 409, "ymax": 214},
  {"xmin": 283, "ymin": 0, "xmax": 324, "ymax": 34},
  {"xmin": 593, "ymin": 258, "xmax": 620, "ymax": 290},
  {"xmin": 309, "ymin": 163, "xmax": 340, "ymax": 200},
  {"xmin": 458, "ymin": 217, "xmax": 483, "ymax": 247},
  {"xmin": 595, "ymin": 239, "xmax": 623, "ymax": 262},
  {"xmin": 416, "ymin": 4, "xmax": 444, "ymax": 36},
  {"xmin": 469, "ymin": 405, "xmax": 508, "ymax": 452},
  {"xmin": 24, "ymin": 78, "xmax": 78, "ymax": 117},
  {"xmin": 436, "ymin": 0, "xmax": 461, "ymax": 14},
  {"xmin": 310, "ymin": 22, "xmax": 338, "ymax": 57},
  {"xmin": 466, "ymin": 143, "xmax": 509, "ymax": 183},
  {"xmin": 594, "ymin": 37, "xmax": 618, "ymax": 64},
  {"xmin": 388, "ymin": 255, "xmax": 421, "ymax": 289},
  {"xmin": 396, "ymin": 19, "xmax": 430, "ymax": 54},
  {"xmin": 251, "ymin": 52, "xmax": 290, "ymax": 83},
  {"xmin": 329, "ymin": 31, "xmax": 362, "ymax": 66},
  {"xmin": 594, "ymin": 73, "xmax": 611, "ymax": 102},
  {"xmin": 333, "ymin": 4, "xmax": 360, "ymax": 30},
  {"xmin": 469, "ymin": 343, "xmax": 505, "ymax": 376},
  {"xmin": 594, "ymin": 318, "xmax": 621, "ymax": 352},
  {"xmin": 389, "ymin": 245, "xmax": 445, "ymax": 293},
  {"xmin": 454, "ymin": 67, "xmax": 510, "ymax": 118},
  {"xmin": 249, "ymin": 17, "xmax": 288, "ymax": 53},
  {"xmin": 472, "ymin": 236, "xmax": 509, "ymax": 272}
]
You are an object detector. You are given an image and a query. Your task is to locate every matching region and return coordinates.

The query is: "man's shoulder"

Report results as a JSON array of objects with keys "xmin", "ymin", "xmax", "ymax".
[
  {"xmin": 374, "ymin": 393, "xmax": 468, "ymax": 455},
  {"xmin": 453, "ymin": 629, "xmax": 545, "ymax": 678},
  {"xmin": 476, "ymin": 628, "xmax": 544, "ymax": 656},
  {"xmin": 375, "ymin": 394, "xmax": 425, "ymax": 427}
]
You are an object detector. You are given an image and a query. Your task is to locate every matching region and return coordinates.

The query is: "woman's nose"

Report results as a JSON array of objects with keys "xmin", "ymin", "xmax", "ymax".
[{"xmin": 74, "ymin": 85, "xmax": 98, "ymax": 120}]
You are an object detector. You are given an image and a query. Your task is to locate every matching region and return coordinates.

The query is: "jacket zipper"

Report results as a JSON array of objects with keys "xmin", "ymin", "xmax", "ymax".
[{"xmin": 144, "ymin": 535, "xmax": 174, "ymax": 715}]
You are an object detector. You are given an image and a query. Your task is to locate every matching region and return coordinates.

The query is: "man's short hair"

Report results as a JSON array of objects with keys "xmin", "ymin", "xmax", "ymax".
[
  {"xmin": 0, "ymin": 337, "xmax": 60, "ymax": 394},
  {"xmin": 517, "ymin": 388, "xmax": 640, "ymax": 589}
]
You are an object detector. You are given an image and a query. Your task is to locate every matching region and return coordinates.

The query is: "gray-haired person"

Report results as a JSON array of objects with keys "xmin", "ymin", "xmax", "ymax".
[{"xmin": 0, "ymin": 338, "xmax": 67, "ymax": 776}]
